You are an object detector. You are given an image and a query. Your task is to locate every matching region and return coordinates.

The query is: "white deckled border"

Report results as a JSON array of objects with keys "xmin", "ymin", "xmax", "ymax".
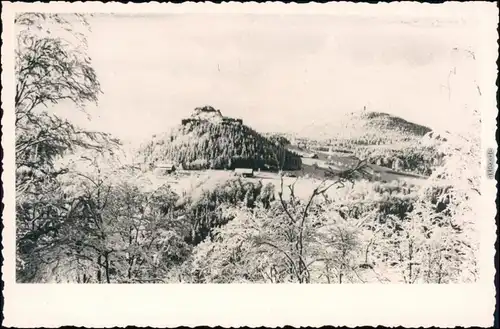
[{"xmin": 1, "ymin": 1, "xmax": 498, "ymax": 327}]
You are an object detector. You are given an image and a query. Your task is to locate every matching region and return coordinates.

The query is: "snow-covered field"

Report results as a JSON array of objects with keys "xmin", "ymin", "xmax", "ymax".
[
  {"xmin": 134, "ymin": 169, "xmax": 327, "ymax": 199},
  {"xmin": 132, "ymin": 168, "xmax": 427, "ymax": 201}
]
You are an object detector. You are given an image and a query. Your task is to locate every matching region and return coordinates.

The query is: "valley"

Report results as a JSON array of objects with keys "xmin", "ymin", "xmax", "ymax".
[
  {"xmin": 116, "ymin": 106, "xmax": 437, "ymax": 214},
  {"xmin": 134, "ymin": 106, "xmax": 439, "ymax": 184},
  {"xmin": 17, "ymin": 102, "xmax": 479, "ymax": 284}
]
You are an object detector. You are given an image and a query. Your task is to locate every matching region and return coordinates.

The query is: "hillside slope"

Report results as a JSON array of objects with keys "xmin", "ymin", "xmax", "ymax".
[
  {"xmin": 137, "ymin": 106, "xmax": 302, "ymax": 171},
  {"xmin": 339, "ymin": 111, "xmax": 431, "ymax": 144},
  {"xmin": 291, "ymin": 110, "xmax": 442, "ymax": 176},
  {"xmin": 297, "ymin": 110, "xmax": 431, "ymax": 145}
]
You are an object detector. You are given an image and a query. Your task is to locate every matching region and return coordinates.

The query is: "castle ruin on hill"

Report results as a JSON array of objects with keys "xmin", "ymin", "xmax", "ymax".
[{"xmin": 181, "ymin": 106, "xmax": 243, "ymax": 126}]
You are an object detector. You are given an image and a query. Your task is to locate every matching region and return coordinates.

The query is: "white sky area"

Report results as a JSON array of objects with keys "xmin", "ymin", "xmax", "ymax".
[{"xmin": 49, "ymin": 11, "xmax": 490, "ymax": 143}]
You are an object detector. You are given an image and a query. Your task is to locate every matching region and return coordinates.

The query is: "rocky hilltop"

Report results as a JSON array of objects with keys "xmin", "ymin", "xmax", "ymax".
[{"xmin": 181, "ymin": 106, "xmax": 243, "ymax": 126}]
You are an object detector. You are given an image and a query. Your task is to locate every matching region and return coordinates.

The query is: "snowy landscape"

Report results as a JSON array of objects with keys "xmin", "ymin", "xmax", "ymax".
[{"xmin": 15, "ymin": 12, "xmax": 483, "ymax": 284}]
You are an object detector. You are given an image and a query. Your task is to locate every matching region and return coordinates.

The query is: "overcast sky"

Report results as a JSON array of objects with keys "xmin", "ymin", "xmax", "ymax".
[{"xmin": 49, "ymin": 9, "xmax": 492, "ymax": 142}]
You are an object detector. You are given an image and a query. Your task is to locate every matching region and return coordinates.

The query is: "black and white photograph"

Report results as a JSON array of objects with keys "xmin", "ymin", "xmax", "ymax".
[{"xmin": 2, "ymin": 1, "xmax": 497, "ymax": 327}]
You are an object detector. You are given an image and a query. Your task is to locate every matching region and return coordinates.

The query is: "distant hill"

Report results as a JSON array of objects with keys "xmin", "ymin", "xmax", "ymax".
[
  {"xmin": 341, "ymin": 111, "xmax": 431, "ymax": 144},
  {"xmin": 137, "ymin": 106, "xmax": 302, "ymax": 171},
  {"xmin": 288, "ymin": 110, "xmax": 442, "ymax": 176},
  {"xmin": 296, "ymin": 110, "xmax": 432, "ymax": 145}
]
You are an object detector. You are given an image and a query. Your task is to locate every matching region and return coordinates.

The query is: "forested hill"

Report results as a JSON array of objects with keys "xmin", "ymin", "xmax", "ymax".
[
  {"xmin": 352, "ymin": 111, "xmax": 432, "ymax": 140},
  {"xmin": 297, "ymin": 110, "xmax": 432, "ymax": 144},
  {"xmin": 137, "ymin": 106, "xmax": 302, "ymax": 170}
]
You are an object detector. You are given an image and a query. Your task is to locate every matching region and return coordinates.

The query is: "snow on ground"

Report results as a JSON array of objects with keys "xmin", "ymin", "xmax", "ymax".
[
  {"xmin": 133, "ymin": 169, "xmax": 321, "ymax": 200},
  {"xmin": 131, "ymin": 165, "xmax": 429, "ymax": 203},
  {"xmin": 136, "ymin": 170, "xmax": 235, "ymax": 195}
]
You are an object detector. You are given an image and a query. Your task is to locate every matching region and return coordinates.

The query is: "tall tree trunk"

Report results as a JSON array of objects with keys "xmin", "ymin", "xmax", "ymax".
[
  {"xmin": 104, "ymin": 252, "xmax": 111, "ymax": 284},
  {"xmin": 128, "ymin": 226, "xmax": 134, "ymax": 280},
  {"xmin": 97, "ymin": 255, "xmax": 102, "ymax": 283},
  {"xmin": 128, "ymin": 255, "xmax": 135, "ymax": 281},
  {"xmin": 408, "ymin": 240, "xmax": 413, "ymax": 284}
]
